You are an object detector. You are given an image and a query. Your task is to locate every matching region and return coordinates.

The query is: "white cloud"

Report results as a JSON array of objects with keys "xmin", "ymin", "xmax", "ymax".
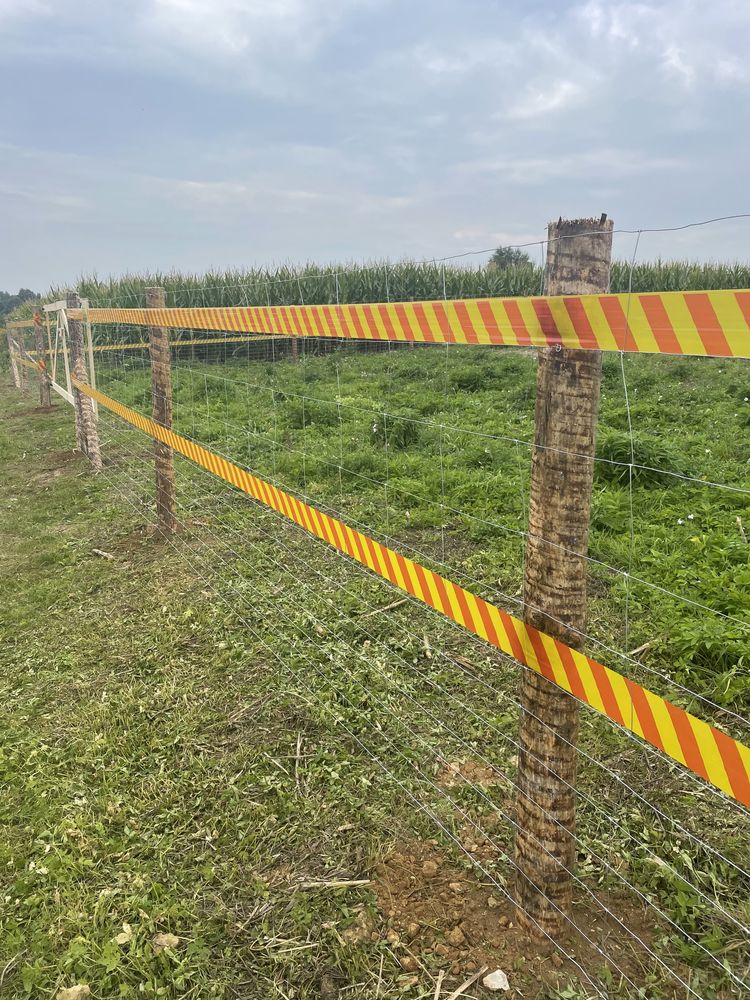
[
  {"xmin": 0, "ymin": 0, "xmax": 49, "ymax": 25},
  {"xmin": 452, "ymin": 227, "xmax": 543, "ymax": 247},
  {"xmin": 577, "ymin": 0, "xmax": 750, "ymax": 88},
  {"xmin": 143, "ymin": 0, "xmax": 374, "ymax": 62},
  {"xmin": 506, "ymin": 80, "xmax": 588, "ymax": 120},
  {"xmin": 2, "ymin": 0, "xmax": 750, "ymax": 290},
  {"xmin": 459, "ymin": 149, "xmax": 684, "ymax": 184}
]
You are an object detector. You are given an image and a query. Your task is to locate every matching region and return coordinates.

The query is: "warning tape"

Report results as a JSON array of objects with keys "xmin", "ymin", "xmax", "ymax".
[
  {"xmin": 5, "ymin": 318, "xmax": 36, "ymax": 330},
  {"xmin": 10, "ymin": 352, "xmax": 43, "ymax": 371},
  {"xmin": 73, "ymin": 376, "xmax": 750, "ymax": 807},
  {"xmin": 68, "ymin": 290, "xmax": 750, "ymax": 357}
]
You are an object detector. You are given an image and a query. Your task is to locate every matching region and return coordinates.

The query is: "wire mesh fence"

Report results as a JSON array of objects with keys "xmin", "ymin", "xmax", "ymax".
[{"xmin": 3, "ymin": 219, "xmax": 750, "ymax": 998}]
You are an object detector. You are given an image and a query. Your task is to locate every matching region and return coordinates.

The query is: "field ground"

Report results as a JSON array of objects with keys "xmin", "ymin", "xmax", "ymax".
[{"xmin": 1, "ymin": 342, "xmax": 749, "ymax": 999}]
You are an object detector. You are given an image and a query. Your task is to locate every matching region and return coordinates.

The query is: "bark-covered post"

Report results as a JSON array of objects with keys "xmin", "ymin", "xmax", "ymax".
[
  {"xmin": 6, "ymin": 331, "xmax": 21, "ymax": 389},
  {"xmin": 34, "ymin": 312, "xmax": 51, "ymax": 408},
  {"xmin": 67, "ymin": 291, "xmax": 102, "ymax": 470},
  {"xmin": 515, "ymin": 215, "xmax": 613, "ymax": 937},
  {"xmin": 17, "ymin": 331, "xmax": 28, "ymax": 393},
  {"xmin": 146, "ymin": 287, "xmax": 177, "ymax": 534}
]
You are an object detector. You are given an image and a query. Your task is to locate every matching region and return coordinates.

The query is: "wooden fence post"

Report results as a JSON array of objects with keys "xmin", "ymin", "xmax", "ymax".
[
  {"xmin": 146, "ymin": 287, "xmax": 177, "ymax": 534},
  {"xmin": 67, "ymin": 291, "xmax": 102, "ymax": 470},
  {"xmin": 34, "ymin": 312, "xmax": 51, "ymax": 408},
  {"xmin": 18, "ymin": 331, "xmax": 28, "ymax": 393},
  {"xmin": 514, "ymin": 215, "xmax": 613, "ymax": 938},
  {"xmin": 6, "ymin": 332, "xmax": 21, "ymax": 389}
]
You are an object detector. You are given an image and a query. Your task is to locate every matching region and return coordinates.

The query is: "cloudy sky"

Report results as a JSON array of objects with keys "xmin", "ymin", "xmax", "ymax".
[{"xmin": 1, "ymin": 0, "xmax": 749, "ymax": 292}]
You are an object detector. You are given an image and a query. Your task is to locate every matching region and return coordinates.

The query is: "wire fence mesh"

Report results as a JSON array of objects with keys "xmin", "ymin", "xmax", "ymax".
[{"xmin": 3, "ymin": 220, "xmax": 750, "ymax": 997}]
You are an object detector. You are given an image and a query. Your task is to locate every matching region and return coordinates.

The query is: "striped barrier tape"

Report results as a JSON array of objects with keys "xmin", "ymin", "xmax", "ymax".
[
  {"xmin": 68, "ymin": 289, "xmax": 750, "ymax": 357},
  {"xmin": 73, "ymin": 376, "xmax": 750, "ymax": 807},
  {"xmin": 10, "ymin": 352, "xmax": 44, "ymax": 371},
  {"xmin": 5, "ymin": 318, "xmax": 37, "ymax": 330}
]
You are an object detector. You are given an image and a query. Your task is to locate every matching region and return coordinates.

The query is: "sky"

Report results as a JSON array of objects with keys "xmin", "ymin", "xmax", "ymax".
[{"xmin": 1, "ymin": 0, "xmax": 749, "ymax": 292}]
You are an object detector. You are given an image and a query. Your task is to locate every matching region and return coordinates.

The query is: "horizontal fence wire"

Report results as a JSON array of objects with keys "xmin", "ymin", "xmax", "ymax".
[
  {"xmin": 73, "ymin": 373, "xmax": 750, "ymax": 812},
  {"xmin": 5, "ymin": 217, "xmax": 750, "ymax": 999},
  {"xmin": 89, "ymin": 404, "xmax": 750, "ymax": 999}
]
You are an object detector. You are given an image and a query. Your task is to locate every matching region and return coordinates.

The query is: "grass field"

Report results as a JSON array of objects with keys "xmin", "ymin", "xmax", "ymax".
[{"xmin": 1, "ymin": 338, "xmax": 749, "ymax": 999}]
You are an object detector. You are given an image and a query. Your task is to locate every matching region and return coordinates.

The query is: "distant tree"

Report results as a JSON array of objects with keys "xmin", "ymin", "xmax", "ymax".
[
  {"xmin": 0, "ymin": 288, "xmax": 39, "ymax": 319},
  {"xmin": 488, "ymin": 246, "xmax": 532, "ymax": 269}
]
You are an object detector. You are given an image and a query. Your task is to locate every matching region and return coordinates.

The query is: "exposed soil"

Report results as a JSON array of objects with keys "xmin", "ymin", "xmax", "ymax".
[
  {"xmin": 437, "ymin": 758, "xmax": 503, "ymax": 790},
  {"xmin": 372, "ymin": 839, "xmax": 666, "ymax": 998},
  {"xmin": 27, "ymin": 448, "xmax": 84, "ymax": 485},
  {"xmin": 10, "ymin": 404, "xmax": 57, "ymax": 417}
]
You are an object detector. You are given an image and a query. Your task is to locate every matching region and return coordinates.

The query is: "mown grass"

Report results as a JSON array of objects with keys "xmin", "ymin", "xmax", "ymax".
[
  {"xmin": 98, "ymin": 342, "xmax": 750, "ymax": 714},
  {"xmin": 1, "ymin": 336, "xmax": 749, "ymax": 1000},
  {"xmin": 0, "ymin": 388, "xmax": 421, "ymax": 999}
]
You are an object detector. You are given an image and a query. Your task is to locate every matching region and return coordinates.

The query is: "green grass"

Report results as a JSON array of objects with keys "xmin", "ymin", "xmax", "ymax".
[
  {"xmin": 98, "ymin": 343, "xmax": 750, "ymax": 712},
  {"xmin": 1, "ymin": 339, "xmax": 749, "ymax": 999}
]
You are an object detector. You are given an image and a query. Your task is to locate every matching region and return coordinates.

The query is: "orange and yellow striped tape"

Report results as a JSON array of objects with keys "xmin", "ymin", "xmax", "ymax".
[
  {"xmin": 5, "ymin": 318, "xmax": 37, "ymax": 330},
  {"xmin": 68, "ymin": 290, "xmax": 750, "ymax": 357},
  {"xmin": 73, "ymin": 377, "xmax": 750, "ymax": 807},
  {"xmin": 10, "ymin": 352, "xmax": 43, "ymax": 371}
]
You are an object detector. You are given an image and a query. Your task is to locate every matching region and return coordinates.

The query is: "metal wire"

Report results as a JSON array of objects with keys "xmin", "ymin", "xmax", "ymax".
[
  {"xmin": 93, "ymin": 355, "xmax": 750, "ymax": 739},
  {"xmin": 95, "ymin": 432, "xmax": 725, "ymax": 998}
]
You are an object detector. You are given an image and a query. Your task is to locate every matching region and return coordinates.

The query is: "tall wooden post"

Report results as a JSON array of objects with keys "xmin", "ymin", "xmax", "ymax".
[
  {"xmin": 18, "ymin": 332, "xmax": 28, "ymax": 393},
  {"xmin": 514, "ymin": 215, "xmax": 613, "ymax": 937},
  {"xmin": 67, "ymin": 291, "xmax": 102, "ymax": 470},
  {"xmin": 146, "ymin": 287, "xmax": 177, "ymax": 534},
  {"xmin": 34, "ymin": 312, "xmax": 51, "ymax": 408},
  {"xmin": 6, "ymin": 332, "xmax": 21, "ymax": 389}
]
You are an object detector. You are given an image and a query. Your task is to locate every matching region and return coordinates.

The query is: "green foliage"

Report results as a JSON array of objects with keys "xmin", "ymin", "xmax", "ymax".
[
  {"xmin": 0, "ymin": 287, "xmax": 39, "ymax": 319},
  {"xmin": 596, "ymin": 429, "xmax": 690, "ymax": 485},
  {"xmin": 371, "ymin": 412, "xmax": 421, "ymax": 449},
  {"xmin": 489, "ymin": 246, "xmax": 534, "ymax": 269}
]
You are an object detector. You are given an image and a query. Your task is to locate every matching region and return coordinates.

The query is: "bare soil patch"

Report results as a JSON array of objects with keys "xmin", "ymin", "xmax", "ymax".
[{"xmin": 373, "ymin": 839, "xmax": 664, "ymax": 997}]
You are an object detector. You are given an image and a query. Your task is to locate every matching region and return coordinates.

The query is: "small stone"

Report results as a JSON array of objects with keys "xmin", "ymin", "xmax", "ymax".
[
  {"xmin": 434, "ymin": 943, "xmax": 450, "ymax": 957},
  {"xmin": 57, "ymin": 989, "xmax": 91, "ymax": 1000},
  {"xmin": 482, "ymin": 969, "xmax": 510, "ymax": 991},
  {"xmin": 451, "ymin": 962, "xmax": 461, "ymax": 974},
  {"xmin": 446, "ymin": 926, "xmax": 465, "ymax": 947},
  {"xmin": 400, "ymin": 955, "xmax": 418, "ymax": 972},
  {"xmin": 449, "ymin": 882, "xmax": 464, "ymax": 893},
  {"xmin": 551, "ymin": 953, "xmax": 563, "ymax": 968},
  {"xmin": 497, "ymin": 915, "xmax": 509, "ymax": 928},
  {"xmin": 487, "ymin": 895, "xmax": 502, "ymax": 909},
  {"xmin": 421, "ymin": 860, "xmax": 439, "ymax": 877},
  {"xmin": 386, "ymin": 930, "xmax": 401, "ymax": 946},
  {"xmin": 406, "ymin": 922, "xmax": 420, "ymax": 939}
]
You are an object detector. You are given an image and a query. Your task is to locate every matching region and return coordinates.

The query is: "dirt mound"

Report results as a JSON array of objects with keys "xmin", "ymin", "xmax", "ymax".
[{"xmin": 372, "ymin": 839, "xmax": 658, "ymax": 996}]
